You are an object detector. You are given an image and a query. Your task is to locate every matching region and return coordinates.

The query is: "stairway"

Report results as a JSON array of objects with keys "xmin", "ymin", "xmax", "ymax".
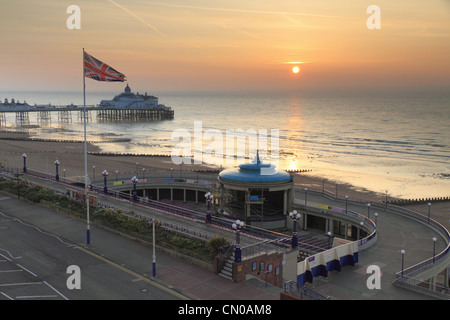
[{"xmin": 218, "ymin": 253, "xmax": 234, "ymax": 281}]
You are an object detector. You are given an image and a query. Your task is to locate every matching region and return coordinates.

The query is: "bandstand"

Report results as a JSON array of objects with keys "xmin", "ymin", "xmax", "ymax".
[{"xmin": 218, "ymin": 153, "xmax": 294, "ymax": 228}]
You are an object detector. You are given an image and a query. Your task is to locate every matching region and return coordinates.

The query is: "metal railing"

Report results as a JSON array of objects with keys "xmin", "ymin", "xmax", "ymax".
[
  {"xmin": 283, "ymin": 279, "xmax": 331, "ymax": 300},
  {"xmin": 392, "ymin": 275, "xmax": 450, "ymax": 299}
]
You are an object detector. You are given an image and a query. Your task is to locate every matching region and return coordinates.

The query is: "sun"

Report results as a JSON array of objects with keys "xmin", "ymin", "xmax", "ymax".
[{"xmin": 292, "ymin": 66, "xmax": 300, "ymax": 74}]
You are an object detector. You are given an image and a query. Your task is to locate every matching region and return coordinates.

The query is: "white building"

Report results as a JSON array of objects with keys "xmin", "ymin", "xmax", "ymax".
[{"xmin": 99, "ymin": 84, "xmax": 160, "ymax": 109}]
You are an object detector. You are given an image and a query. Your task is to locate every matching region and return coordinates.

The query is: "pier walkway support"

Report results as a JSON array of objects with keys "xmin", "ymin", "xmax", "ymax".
[{"xmin": 96, "ymin": 107, "xmax": 174, "ymax": 121}]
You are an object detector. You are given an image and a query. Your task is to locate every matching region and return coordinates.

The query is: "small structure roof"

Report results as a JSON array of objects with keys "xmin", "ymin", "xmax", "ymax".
[{"xmin": 219, "ymin": 152, "xmax": 291, "ymax": 183}]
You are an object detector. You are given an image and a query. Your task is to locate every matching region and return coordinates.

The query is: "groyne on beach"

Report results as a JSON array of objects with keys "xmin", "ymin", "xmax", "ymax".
[{"xmin": 388, "ymin": 197, "xmax": 450, "ymax": 206}]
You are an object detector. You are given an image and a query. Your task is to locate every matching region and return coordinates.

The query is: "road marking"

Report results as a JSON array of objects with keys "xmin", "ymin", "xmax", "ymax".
[
  {"xmin": 44, "ymin": 281, "xmax": 69, "ymax": 300},
  {"xmin": 77, "ymin": 246, "xmax": 191, "ymax": 300},
  {"xmin": 1, "ymin": 291, "xmax": 14, "ymax": 300},
  {"xmin": 16, "ymin": 295, "xmax": 58, "ymax": 299},
  {"xmin": 0, "ymin": 282, "xmax": 42, "ymax": 287},
  {"xmin": 16, "ymin": 264, "xmax": 38, "ymax": 277},
  {"xmin": 0, "ymin": 251, "xmax": 13, "ymax": 262},
  {"xmin": 0, "ymin": 269, "xmax": 23, "ymax": 273}
]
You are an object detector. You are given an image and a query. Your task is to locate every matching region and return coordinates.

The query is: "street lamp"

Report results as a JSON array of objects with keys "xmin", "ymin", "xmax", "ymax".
[
  {"xmin": 102, "ymin": 170, "xmax": 109, "ymax": 194},
  {"xmin": 432, "ymin": 237, "xmax": 437, "ymax": 263},
  {"xmin": 22, "ymin": 153, "xmax": 27, "ymax": 173},
  {"xmin": 401, "ymin": 249, "xmax": 405, "ymax": 278},
  {"xmin": 92, "ymin": 165, "xmax": 96, "ymax": 180},
  {"xmin": 205, "ymin": 191, "xmax": 213, "ymax": 223},
  {"xmin": 385, "ymin": 190, "xmax": 388, "ymax": 211},
  {"xmin": 359, "ymin": 221, "xmax": 364, "ymax": 240},
  {"xmin": 335, "ymin": 182, "xmax": 339, "ymax": 198},
  {"xmin": 142, "ymin": 168, "xmax": 146, "ymax": 179},
  {"xmin": 152, "ymin": 218, "xmax": 156, "ymax": 278},
  {"xmin": 115, "ymin": 170, "xmax": 118, "ymax": 181},
  {"xmin": 289, "ymin": 210, "xmax": 301, "ymax": 249},
  {"xmin": 367, "ymin": 203, "xmax": 371, "ymax": 219},
  {"xmin": 374, "ymin": 212, "xmax": 378, "ymax": 225},
  {"xmin": 131, "ymin": 176, "xmax": 138, "ymax": 201},
  {"xmin": 54, "ymin": 159, "xmax": 60, "ymax": 181},
  {"xmin": 14, "ymin": 173, "xmax": 23, "ymax": 199},
  {"xmin": 304, "ymin": 188, "xmax": 308, "ymax": 206},
  {"xmin": 327, "ymin": 231, "xmax": 332, "ymax": 249},
  {"xmin": 427, "ymin": 202, "xmax": 431, "ymax": 223},
  {"xmin": 345, "ymin": 195, "xmax": 348, "ymax": 214},
  {"xmin": 136, "ymin": 162, "xmax": 139, "ymax": 176},
  {"xmin": 232, "ymin": 220, "xmax": 244, "ymax": 263}
]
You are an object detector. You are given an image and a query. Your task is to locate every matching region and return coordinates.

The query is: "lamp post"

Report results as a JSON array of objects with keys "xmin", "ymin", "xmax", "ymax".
[
  {"xmin": 359, "ymin": 221, "xmax": 364, "ymax": 240},
  {"xmin": 427, "ymin": 202, "xmax": 431, "ymax": 223},
  {"xmin": 335, "ymin": 182, "xmax": 339, "ymax": 198},
  {"xmin": 232, "ymin": 220, "xmax": 244, "ymax": 263},
  {"xmin": 432, "ymin": 237, "xmax": 437, "ymax": 263},
  {"xmin": 401, "ymin": 249, "xmax": 405, "ymax": 278},
  {"xmin": 374, "ymin": 212, "xmax": 378, "ymax": 225},
  {"xmin": 289, "ymin": 210, "xmax": 301, "ymax": 249},
  {"xmin": 367, "ymin": 203, "xmax": 371, "ymax": 219},
  {"xmin": 327, "ymin": 231, "xmax": 332, "ymax": 249},
  {"xmin": 345, "ymin": 195, "xmax": 348, "ymax": 214},
  {"xmin": 152, "ymin": 218, "xmax": 156, "ymax": 277},
  {"xmin": 22, "ymin": 153, "xmax": 27, "ymax": 173},
  {"xmin": 63, "ymin": 168, "xmax": 66, "ymax": 182},
  {"xmin": 102, "ymin": 170, "xmax": 108, "ymax": 194},
  {"xmin": 385, "ymin": 190, "xmax": 388, "ymax": 211},
  {"xmin": 14, "ymin": 173, "xmax": 23, "ymax": 199},
  {"xmin": 92, "ymin": 165, "xmax": 95, "ymax": 180},
  {"xmin": 54, "ymin": 159, "xmax": 60, "ymax": 181},
  {"xmin": 304, "ymin": 188, "xmax": 308, "ymax": 206},
  {"xmin": 115, "ymin": 170, "xmax": 118, "ymax": 181},
  {"xmin": 205, "ymin": 191, "xmax": 213, "ymax": 223},
  {"xmin": 131, "ymin": 176, "xmax": 138, "ymax": 201},
  {"xmin": 142, "ymin": 168, "xmax": 145, "ymax": 180},
  {"xmin": 136, "ymin": 162, "xmax": 139, "ymax": 176}
]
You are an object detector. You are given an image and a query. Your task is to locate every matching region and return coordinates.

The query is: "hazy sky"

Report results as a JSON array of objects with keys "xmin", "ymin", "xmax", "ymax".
[{"xmin": 1, "ymin": 0, "xmax": 449, "ymax": 92}]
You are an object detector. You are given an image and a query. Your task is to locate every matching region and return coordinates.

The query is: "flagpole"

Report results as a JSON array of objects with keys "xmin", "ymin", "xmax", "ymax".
[{"xmin": 83, "ymin": 48, "xmax": 90, "ymax": 245}]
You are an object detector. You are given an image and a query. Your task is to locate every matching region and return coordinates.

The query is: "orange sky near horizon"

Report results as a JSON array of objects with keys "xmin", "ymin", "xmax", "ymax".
[{"xmin": 1, "ymin": 0, "xmax": 449, "ymax": 93}]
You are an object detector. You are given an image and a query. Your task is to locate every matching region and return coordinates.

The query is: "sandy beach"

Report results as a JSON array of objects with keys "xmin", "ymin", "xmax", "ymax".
[{"xmin": 1, "ymin": 130, "xmax": 449, "ymax": 230}]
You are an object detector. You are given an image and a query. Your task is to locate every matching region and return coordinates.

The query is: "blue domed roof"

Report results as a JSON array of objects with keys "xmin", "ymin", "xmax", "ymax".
[{"xmin": 219, "ymin": 152, "xmax": 292, "ymax": 183}]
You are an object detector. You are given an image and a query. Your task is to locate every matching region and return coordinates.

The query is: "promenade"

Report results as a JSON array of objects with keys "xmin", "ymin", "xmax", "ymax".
[
  {"xmin": 0, "ymin": 168, "xmax": 449, "ymax": 300},
  {"xmin": 292, "ymin": 189, "xmax": 449, "ymax": 299}
]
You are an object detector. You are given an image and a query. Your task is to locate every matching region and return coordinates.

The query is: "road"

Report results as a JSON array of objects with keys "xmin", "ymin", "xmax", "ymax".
[{"xmin": 0, "ymin": 193, "xmax": 189, "ymax": 300}]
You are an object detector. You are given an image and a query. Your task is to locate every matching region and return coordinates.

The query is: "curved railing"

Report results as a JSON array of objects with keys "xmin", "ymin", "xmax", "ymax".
[
  {"xmin": 294, "ymin": 179, "xmax": 450, "ymax": 295},
  {"xmin": 390, "ymin": 204, "xmax": 450, "ymax": 279},
  {"xmin": 293, "ymin": 195, "xmax": 378, "ymax": 251}
]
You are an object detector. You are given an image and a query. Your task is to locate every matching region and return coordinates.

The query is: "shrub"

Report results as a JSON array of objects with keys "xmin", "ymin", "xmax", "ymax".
[{"xmin": 206, "ymin": 236, "xmax": 232, "ymax": 257}]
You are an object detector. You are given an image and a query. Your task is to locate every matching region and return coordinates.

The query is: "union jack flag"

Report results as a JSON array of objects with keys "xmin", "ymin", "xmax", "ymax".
[{"xmin": 83, "ymin": 51, "xmax": 126, "ymax": 82}]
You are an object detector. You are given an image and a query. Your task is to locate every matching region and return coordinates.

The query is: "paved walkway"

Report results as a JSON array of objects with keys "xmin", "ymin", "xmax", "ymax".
[{"xmin": 293, "ymin": 190, "xmax": 449, "ymax": 300}]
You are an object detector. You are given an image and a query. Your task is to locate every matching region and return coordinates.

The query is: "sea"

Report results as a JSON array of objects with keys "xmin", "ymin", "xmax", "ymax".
[{"xmin": 1, "ymin": 88, "xmax": 449, "ymax": 199}]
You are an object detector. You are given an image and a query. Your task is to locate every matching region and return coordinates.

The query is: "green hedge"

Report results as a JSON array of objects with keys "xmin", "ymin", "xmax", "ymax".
[{"xmin": 0, "ymin": 178, "xmax": 231, "ymax": 262}]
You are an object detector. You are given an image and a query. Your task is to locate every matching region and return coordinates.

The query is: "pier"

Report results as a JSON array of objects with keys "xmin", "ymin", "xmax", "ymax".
[
  {"xmin": 0, "ymin": 85, "xmax": 175, "ymax": 126},
  {"xmin": 0, "ymin": 104, "xmax": 174, "ymax": 126}
]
